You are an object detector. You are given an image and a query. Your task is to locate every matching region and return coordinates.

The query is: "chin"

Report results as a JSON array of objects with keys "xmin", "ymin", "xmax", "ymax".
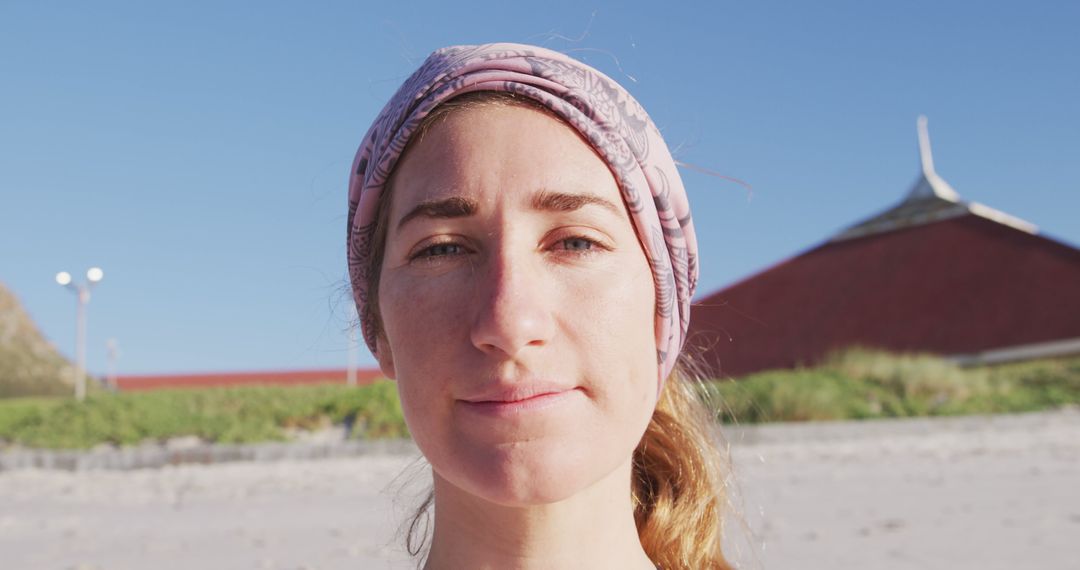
[{"xmin": 439, "ymin": 438, "xmax": 610, "ymax": 507}]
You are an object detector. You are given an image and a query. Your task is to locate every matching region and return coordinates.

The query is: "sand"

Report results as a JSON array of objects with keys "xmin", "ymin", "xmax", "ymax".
[{"xmin": 1, "ymin": 408, "xmax": 1077, "ymax": 569}]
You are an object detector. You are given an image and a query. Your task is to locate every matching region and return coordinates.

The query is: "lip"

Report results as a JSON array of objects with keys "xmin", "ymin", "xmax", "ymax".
[{"xmin": 457, "ymin": 382, "xmax": 582, "ymax": 417}]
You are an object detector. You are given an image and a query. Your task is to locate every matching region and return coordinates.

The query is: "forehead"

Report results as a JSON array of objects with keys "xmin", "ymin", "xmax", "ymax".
[{"xmin": 389, "ymin": 103, "xmax": 620, "ymax": 207}]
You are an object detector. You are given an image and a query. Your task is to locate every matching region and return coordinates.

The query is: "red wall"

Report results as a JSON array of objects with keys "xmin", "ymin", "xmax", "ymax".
[{"xmin": 115, "ymin": 368, "xmax": 384, "ymax": 391}]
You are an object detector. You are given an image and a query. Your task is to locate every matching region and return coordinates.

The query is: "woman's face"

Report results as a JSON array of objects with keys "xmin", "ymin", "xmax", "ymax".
[{"xmin": 376, "ymin": 102, "xmax": 658, "ymax": 506}]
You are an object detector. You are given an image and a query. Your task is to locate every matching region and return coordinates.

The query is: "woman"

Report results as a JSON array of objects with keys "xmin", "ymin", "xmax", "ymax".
[{"xmin": 347, "ymin": 43, "xmax": 735, "ymax": 569}]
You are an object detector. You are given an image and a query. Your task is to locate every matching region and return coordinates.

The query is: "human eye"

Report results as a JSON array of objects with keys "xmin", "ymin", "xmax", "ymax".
[
  {"xmin": 550, "ymin": 233, "xmax": 611, "ymax": 257},
  {"xmin": 558, "ymin": 236, "xmax": 597, "ymax": 252},
  {"xmin": 409, "ymin": 240, "xmax": 467, "ymax": 262}
]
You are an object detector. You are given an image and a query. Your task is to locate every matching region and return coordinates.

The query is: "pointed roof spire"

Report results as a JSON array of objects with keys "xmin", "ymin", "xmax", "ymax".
[
  {"xmin": 831, "ymin": 115, "xmax": 1037, "ymax": 242},
  {"xmin": 906, "ymin": 115, "xmax": 960, "ymax": 202},
  {"xmin": 917, "ymin": 116, "xmax": 935, "ymax": 176}
]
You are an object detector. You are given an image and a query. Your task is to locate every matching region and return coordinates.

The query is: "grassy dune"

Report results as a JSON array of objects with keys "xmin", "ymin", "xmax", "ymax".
[
  {"xmin": 1, "ymin": 349, "xmax": 1078, "ymax": 449},
  {"xmin": 0, "ymin": 381, "xmax": 405, "ymax": 449},
  {"xmin": 710, "ymin": 348, "xmax": 1080, "ymax": 423}
]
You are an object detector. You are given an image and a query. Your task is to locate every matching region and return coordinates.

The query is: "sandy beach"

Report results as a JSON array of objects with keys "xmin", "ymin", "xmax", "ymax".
[{"xmin": 1, "ymin": 408, "xmax": 1077, "ymax": 569}]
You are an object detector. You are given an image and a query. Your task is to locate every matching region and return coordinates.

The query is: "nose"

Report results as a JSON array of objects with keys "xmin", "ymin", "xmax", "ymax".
[{"xmin": 470, "ymin": 247, "xmax": 556, "ymax": 358}]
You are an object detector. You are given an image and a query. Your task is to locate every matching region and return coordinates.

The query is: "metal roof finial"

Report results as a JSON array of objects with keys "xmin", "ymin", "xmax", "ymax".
[
  {"xmin": 917, "ymin": 115, "xmax": 935, "ymax": 178},
  {"xmin": 906, "ymin": 115, "xmax": 960, "ymax": 202},
  {"xmin": 831, "ymin": 116, "xmax": 1037, "ymax": 241}
]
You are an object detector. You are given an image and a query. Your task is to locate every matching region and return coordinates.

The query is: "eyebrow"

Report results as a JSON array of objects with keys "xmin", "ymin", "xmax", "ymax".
[
  {"xmin": 396, "ymin": 196, "xmax": 478, "ymax": 231},
  {"xmin": 394, "ymin": 190, "xmax": 623, "ymax": 231},
  {"xmin": 531, "ymin": 190, "xmax": 623, "ymax": 217}
]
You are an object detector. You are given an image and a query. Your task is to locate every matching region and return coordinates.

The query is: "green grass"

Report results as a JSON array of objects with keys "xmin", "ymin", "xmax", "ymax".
[
  {"xmin": 710, "ymin": 348, "xmax": 1080, "ymax": 424},
  {"xmin": 3, "ymin": 350, "xmax": 1079, "ymax": 449},
  {"xmin": 0, "ymin": 381, "xmax": 405, "ymax": 449}
]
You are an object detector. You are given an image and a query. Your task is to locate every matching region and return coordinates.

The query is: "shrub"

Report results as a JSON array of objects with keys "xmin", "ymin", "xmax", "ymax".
[
  {"xmin": 707, "ymin": 348, "xmax": 1080, "ymax": 424},
  {"xmin": 710, "ymin": 368, "xmax": 887, "ymax": 424},
  {"xmin": 0, "ymin": 381, "xmax": 405, "ymax": 449}
]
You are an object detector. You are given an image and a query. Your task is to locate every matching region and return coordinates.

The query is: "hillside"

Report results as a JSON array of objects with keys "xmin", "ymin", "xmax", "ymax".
[{"xmin": 0, "ymin": 281, "xmax": 75, "ymax": 397}]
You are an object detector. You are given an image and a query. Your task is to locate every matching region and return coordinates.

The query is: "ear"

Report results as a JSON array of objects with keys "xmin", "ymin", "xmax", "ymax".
[{"xmin": 375, "ymin": 335, "xmax": 397, "ymax": 381}]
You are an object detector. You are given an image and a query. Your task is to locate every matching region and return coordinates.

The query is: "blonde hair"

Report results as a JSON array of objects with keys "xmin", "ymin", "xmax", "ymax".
[
  {"xmin": 367, "ymin": 91, "xmax": 736, "ymax": 569},
  {"xmin": 635, "ymin": 357, "xmax": 735, "ymax": 569}
]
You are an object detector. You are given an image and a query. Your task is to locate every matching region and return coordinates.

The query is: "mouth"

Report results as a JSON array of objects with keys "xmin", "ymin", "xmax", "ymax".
[{"xmin": 457, "ymin": 387, "xmax": 582, "ymax": 417}]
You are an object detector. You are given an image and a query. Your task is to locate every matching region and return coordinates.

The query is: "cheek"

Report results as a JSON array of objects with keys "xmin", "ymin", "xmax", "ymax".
[
  {"xmin": 378, "ymin": 274, "xmax": 472, "ymax": 427},
  {"xmin": 569, "ymin": 257, "xmax": 658, "ymax": 423},
  {"xmin": 380, "ymin": 273, "xmax": 471, "ymax": 363},
  {"xmin": 576, "ymin": 260, "xmax": 656, "ymax": 364}
]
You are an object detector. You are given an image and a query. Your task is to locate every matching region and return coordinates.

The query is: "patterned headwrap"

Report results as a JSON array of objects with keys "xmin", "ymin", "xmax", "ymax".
[{"xmin": 347, "ymin": 43, "xmax": 698, "ymax": 390}]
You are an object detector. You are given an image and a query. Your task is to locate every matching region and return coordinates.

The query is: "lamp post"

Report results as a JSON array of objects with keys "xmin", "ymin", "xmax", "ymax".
[
  {"xmin": 347, "ymin": 319, "xmax": 359, "ymax": 387},
  {"xmin": 106, "ymin": 338, "xmax": 119, "ymax": 391},
  {"xmin": 55, "ymin": 267, "xmax": 103, "ymax": 401}
]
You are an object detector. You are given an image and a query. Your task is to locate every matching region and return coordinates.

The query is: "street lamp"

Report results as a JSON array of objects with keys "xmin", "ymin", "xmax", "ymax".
[
  {"xmin": 106, "ymin": 338, "xmax": 119, "ymax": 391},
  {"xmin": 55, "ymin": 267, "xmax": 103, "ymax": 401},
  {"xmin": 347, "ymin": 320, "xmax": 359, "ymax": 387}
]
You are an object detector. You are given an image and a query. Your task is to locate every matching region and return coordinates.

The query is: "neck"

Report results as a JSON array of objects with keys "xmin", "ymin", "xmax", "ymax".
[{"xmin": 422, "ymin": 457, "xmax": 655, "ymax": 570}]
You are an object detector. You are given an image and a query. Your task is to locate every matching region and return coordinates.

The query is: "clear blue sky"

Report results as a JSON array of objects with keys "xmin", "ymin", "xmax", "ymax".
[{"xmin": 2, "ymin": 1, "xmax": 1077, "ymax": 375}]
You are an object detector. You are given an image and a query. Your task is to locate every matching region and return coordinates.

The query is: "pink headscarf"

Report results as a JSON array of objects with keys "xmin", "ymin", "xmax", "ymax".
[{"xmin": 348, "ymin": 43, "xmax": 698, "ymax": 391}]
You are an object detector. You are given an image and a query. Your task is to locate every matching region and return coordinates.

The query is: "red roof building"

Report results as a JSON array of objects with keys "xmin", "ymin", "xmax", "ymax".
[{"xmin": 688, "ymin": 117, "xmax": 1080, "ymax": 378}]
